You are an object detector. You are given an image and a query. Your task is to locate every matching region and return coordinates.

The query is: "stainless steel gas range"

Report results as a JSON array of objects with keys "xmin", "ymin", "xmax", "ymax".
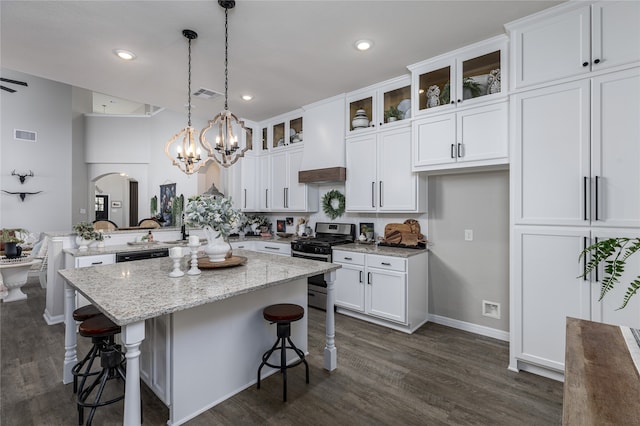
[{"xmin": 290, "ymin": 222, "xmax": 356, "ymax": 310}]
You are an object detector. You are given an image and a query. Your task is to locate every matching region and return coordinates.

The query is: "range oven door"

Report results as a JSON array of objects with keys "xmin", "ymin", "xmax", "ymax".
[{"xmin": 291, "ymin": 250, "xmax": 329, "ymax": 310}]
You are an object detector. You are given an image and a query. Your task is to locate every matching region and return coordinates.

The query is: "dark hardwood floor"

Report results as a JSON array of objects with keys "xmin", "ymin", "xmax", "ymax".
[{"xmin": 1, "ymin": 279, "xmax": 562, "ymax": 425}]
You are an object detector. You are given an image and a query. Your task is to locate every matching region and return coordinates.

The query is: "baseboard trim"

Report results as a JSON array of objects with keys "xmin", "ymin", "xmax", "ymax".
[
  {"xmin": 43, "ymin": 310, "xmax": 64, "ymax": 325},
  {"xmin": 428, "ymin": 314, "xmax": 510, "ymax": 342}
]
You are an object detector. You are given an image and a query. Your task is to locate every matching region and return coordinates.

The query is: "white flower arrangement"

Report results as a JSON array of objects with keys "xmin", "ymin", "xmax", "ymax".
[{"xmin": 184, "ymin": 195, "xmax": 241, "ymax": 238}]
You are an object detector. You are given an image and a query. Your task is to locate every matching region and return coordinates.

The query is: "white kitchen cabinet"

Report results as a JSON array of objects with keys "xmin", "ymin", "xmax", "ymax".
[
  {"xmin": 258, "ymin": 155, "xmax": 270, "ymax": 211},
  {"xmin": 267, "ymin": 110, "xmax": 304, "ymax": 150},
  {"xmin": 513, "ymin": 69, "xmax": 640, "ymax": 227},
  {"xmin": 253, "ymin": 240, "xmax": 291, "ymax": 256},
  {"xmin": 333, "ymin": 249, "xmax": 428, "ymax": 333},
  {"xmin": 412, "ymin": 100, "xmax": 508, "ymax": 172},
  {"xmin": 239, "ymin": 154, "xmax": 258, "ymax": 211},
  {"xmin": 408, "ymin": 35, "xmax": 507, "ymax": 118},
  {"xmin": 140, "ymin": 314, "xmax": 171, "ymax": 405},
  {"xmin": 346, "ymin": 126, "xmax": 426, "ymax": 213},
  {"xmin": 333, "ymin": 252, "xmax": 365, "ymax": 312},
  {"xmin": 74, "ymin": 253, "xmax": 115, "ymax": 268},
  {"xmin": 510, "ymin": 227, "xmax": 591, "ymax": 373},
  {"xmin": 345, "ymin": 75, "xmax": 411, "ymax": 136},
  {"xmin": 510, "ymin": 226, "xmax": 640, "ymax": 375},
  {"xmin": 270, "ymin": 147, "xmax": 318, "ymax": 212},
  {"xmin": 507, "ymin": 1, "xmax": 640, "ymax": 89}
]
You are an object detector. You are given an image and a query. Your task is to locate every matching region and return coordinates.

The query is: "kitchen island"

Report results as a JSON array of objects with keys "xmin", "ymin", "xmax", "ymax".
[{"xmin": 58, "ymin": 249, "xmax": 340, "ymax": 425}]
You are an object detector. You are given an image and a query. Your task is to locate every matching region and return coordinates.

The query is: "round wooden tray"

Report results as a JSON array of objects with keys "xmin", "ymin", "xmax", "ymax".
[{"xmin": 197, "ymin": 255, "xmax": 247, "ymax": 269}]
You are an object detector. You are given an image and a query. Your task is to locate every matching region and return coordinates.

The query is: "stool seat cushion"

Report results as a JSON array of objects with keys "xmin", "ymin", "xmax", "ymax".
[
  {"xmin": 263, "ymin": 303, "xmax": 304, "ymax": 323},
  {"xmin": 79, "ymin": 314, "xmax": 121, "ymax": 338},
  {"xmin": 73, "ymin": 304, "xmax": 101, "ymax": 322}
]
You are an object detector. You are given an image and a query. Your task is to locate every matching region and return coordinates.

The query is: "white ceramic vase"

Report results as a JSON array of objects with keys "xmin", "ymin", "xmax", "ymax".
[
  {"xmin": 75, "ymin": 236, "xmax": 91, "ymax": 251},
  {"xmin": 203, "ymin": 227, "xmax": 229, "ymax": 262}
]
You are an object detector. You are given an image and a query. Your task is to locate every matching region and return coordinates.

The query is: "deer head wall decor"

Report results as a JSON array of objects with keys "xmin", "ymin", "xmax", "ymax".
[{"xmin": 11, "ymin": 170, "xmax": 34, "ymax": 184}]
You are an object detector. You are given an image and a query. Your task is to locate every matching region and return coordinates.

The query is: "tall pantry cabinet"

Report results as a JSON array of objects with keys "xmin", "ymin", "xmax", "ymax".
[{"xmin": 507, "ymin": 1, "xmax": 640, "ymax": 379}]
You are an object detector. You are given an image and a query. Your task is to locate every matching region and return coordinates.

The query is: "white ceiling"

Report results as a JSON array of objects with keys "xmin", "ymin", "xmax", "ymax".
[{"xmin": 1, "ymin": 0, "xmax": 563, "ymax": 122}]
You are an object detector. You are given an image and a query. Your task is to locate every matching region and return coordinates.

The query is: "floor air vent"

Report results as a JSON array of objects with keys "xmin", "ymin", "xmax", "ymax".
[{"xmin": 14, "ymin": 129, "xmax": 37, "ymax": 142}]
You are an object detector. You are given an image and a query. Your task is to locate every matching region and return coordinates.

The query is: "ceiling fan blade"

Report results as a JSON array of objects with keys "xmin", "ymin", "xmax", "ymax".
[
  {"xmin": 0, "ymin": 77, "xmax": 28, "ymax": 86},
  {"xmin": 0, "ymin": 85, "xmax": 16, "ymax": 93}
]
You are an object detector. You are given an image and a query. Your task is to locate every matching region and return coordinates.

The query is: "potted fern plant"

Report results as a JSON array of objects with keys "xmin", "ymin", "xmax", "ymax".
[{"xmin": 579, "ymin": 237, "xmax": 640, "ymax": 309}]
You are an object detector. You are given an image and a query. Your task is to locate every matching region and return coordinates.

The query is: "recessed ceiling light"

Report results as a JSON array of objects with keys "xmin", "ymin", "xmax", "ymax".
[
  {"xmin": 241, "ymin": 94, "xmax": 253, "ymax": 101},
  {"xmin": 354, "ymin": 39, "xmax": 373, "ymax": 51},
  {"xmin": 113, "ymin": 49, "xmax": 136, "ymax": 61}
]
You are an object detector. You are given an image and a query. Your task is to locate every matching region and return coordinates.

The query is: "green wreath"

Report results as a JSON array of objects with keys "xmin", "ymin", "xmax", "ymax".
[{"xmin": 322, "ymin": 190, "xmax": 345, "ymax": 220}]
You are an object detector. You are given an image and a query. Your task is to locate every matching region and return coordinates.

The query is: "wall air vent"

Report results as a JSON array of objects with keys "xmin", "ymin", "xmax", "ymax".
[
  {"xmin": 193, "ymin": 87, "xmax": 223, "ymax": 100},
  {"xmin": 14, "ymin": 129, "xmax": 37, "ymax": 142}
]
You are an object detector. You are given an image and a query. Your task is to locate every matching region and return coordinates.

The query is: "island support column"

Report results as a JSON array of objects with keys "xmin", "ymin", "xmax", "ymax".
[
  {"xmin": 63, "ymin": 282, "xmax": 78, "ymax": 384},
  {"xmin": 324, "ymin": 270, "xmax": 337, "ymax": 371},
  {"xmin": 122, "ymin": 321, "xmax": 145, "ymax": 426}
]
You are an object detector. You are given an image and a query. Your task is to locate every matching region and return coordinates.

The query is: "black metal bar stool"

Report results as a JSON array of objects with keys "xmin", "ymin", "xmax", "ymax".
[
  {"xmin": 76, "ymin": 313, "xmax": 126, "ymax": 426},
  {"xmin": 257, "ymin": 303, "xmax": 309, "ymax": 402},
  {"xmin": 71, "ymin": 305, "xmax": 102, "ymax": 394}
]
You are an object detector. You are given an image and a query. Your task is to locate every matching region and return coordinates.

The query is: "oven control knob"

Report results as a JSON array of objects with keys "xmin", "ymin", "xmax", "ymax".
[{"xmin": 314, "ymin": 247, "xmax": 322, "ymax": 254}]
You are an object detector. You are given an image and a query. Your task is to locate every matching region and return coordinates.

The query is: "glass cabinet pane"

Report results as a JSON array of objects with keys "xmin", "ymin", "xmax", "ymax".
[
  {"xmin": 244, "ymin": 127, "xmax": 253, "ymax": 150},
  {"xmin": 349, "ymin": 96, "xmax": 373, "ymax": 131},
  {"xmin": 418, "ymin": 66, "xmax": 451, "ymax": 111},
  {"xmin": 289, "ymin": 117, "xmax": 303, "ymax": 145},
  {"xmin": 272, "ymin": 122, "xmax": 285, "ymax": 148},
  {"xmin": 261, "ymin": 127, "xmax": 267, "ymax": 150},
  {"xmin": 383, "ymin": 85, "xmax": 411, "ymax": 123},
  {"xmin": 461, "ymin": 50, "xmax": 501, "ymax": 100}
]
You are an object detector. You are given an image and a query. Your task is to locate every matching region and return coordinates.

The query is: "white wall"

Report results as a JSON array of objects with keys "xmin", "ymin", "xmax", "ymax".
[
  {"xmin": 0, "ymin": 69, "xmax": 73, "ymax": 235},
  {"xmin": 427, "ymin": 171, "xmax": 510, "ymax": 331}
]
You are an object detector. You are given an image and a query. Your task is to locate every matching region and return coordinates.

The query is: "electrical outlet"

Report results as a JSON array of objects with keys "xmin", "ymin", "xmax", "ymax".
[
  {"xmin": 464, "ymin": 229, "xmax": 473, "ymax": 241},
  {"xmin": 482, "ymin": 300, "xmax": 501, "ymax": 319}
]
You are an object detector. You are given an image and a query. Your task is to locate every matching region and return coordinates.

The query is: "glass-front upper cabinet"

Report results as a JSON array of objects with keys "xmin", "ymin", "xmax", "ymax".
[
  {"xmin": 267, "ymin": 109, "xmax": 304, "ymax": 150},
  {"xmin": 346, "ymin": 75, "xmax": 411, "ymax": 136},
  {"xmin": 409, "ymin": 35, "xmax": 507, "ymax": 117}
]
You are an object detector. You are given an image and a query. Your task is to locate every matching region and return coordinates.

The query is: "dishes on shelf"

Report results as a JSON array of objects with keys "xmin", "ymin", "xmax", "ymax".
[{"xmin": 397, "ymin": 99, "xmax": 411, "ymax": 120}]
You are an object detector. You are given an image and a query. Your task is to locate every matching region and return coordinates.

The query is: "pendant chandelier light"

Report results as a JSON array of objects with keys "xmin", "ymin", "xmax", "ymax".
[
  {"xmin": 199, "ymin": 0, "xmax": 251, "ymax": 168},
  {"xmin": 165, "ymin": 29, "xmax": 207, "ymax": 175}
]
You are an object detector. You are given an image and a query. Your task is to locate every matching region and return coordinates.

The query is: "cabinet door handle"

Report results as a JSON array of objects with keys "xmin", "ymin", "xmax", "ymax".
[
  {"xmin": 344, "ymin": 257, "xmax": 352, "ymax": 260},
  {"xmin": 594, "ymin": 237, "xmax": 599, "ymax": 282},
  {"xmin": 451, "ymin": 144, "xmax": 455, "ymax": 159},
  {"xmin": 265, "ymin": 189, "xmax": 269, "ymax": 209},
  {"xmin": 371, "ymin": 182, "xmax": 376, "ymax": 208},
  {"xmin": 583, "ymin": 237, "xmax": 588, "ymax": 281},
  {"xmin": 359, "ymin": 270, "xmax": 363, "ymax": 283},
  {"xmin": 367, "ymin": 272, "xmax": 372, "ymax": 285},
  {"xmin": 91, "ymin": 261, "xmax": 103, "ymax": 265},
  {"xmin": 457, "ymin": 99, "xmax": 462, "ymax": 104},
  {"xmin": 594, "ymin": 59, "xmax": 601, "ymax": 64},
  {"xmin": 264, "ymin": 246, "xmax": 280, "ymax": 250},
  {"xmin": 244, "ymin": 189, "xmax": 247, "ymax": 209},
  {"xmin": 457, "ymin": 143, "xmax": 463, "ymax": 158},
  {"xmin": 582, "ymin": 61, "xmax": 589, "ymax": 67},
  {"xmin": 283, "ymin": 188, "xmax": 287, "ymax": 208},
  {"xmin": 583, "ymin": 176, "xmax": 589, "ymax": 221},
  {"xmin": 450, "ymin": 101, "xmax": 455, "ymax": 105},
  {"xmin": 381, "ymin": 262, "xmax": 391, "ymax": 266},
  {"xmin": 379, "ymin": 181, "xmax": 383, "ymax": 208},
  {"xmin": 594, "ymin": 176, "xmax": 600, "ymax": 221}
]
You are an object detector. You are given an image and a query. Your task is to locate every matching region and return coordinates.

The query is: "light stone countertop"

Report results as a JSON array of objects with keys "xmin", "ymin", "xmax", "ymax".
[
  {"xmin": 334, "ymin": 243, "xmax": 427, "ymax": 258},
  {"xmin": 58, "ymin": 249, "xmax": 339, "ymax": 326},
  {"xmin": 64, "ymin": 235, "xmax": 294, "ymax": 258}
]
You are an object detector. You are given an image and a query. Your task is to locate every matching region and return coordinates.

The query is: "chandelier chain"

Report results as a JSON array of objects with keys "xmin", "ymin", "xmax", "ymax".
[
  {"xmin": 224, "ymin": 6, "xmax": 229, "ymax": 111},
  {"xmin": 187, "ymin": 36, "xmax": 192, "ymax": 127}
]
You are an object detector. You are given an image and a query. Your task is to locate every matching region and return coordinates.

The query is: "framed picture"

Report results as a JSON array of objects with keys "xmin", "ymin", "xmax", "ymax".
[
  {"xmin": 359, "ymin": 222, "xmax": 374, "ymax": 240},
  {"xmin": 286, "ymin": 217, "xmax": 294, "ymax": 226},
  {"xmin": 111, "ymin": 201, "xmax": 122, "ymax": 208},
  {"xmin": 277, "ymin": 220, "xmax": 286, "ymax": 232},
  {"xmin": 160, "ymin": 183, "xmax": 177, "ymax": 227}
]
